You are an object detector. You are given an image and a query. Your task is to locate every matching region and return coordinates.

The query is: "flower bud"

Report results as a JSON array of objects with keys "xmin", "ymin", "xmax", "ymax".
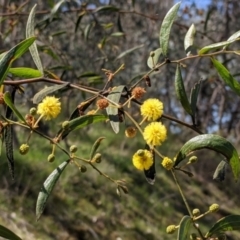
[
  {"xmin": 162, "ymin": 157, "xmax": 174, "ymax": 170},
  {"xmin": 80, "ymin": 165, "xmax": 87, "ymax": 172},
  {"xmin": 96, "ymin": 99, "xmax": 109, "ymax": 110},
  {"xmin": 166, "ymin": 225, "xmax": 176, "ymax": 234},
  {"xmin": 92, "ymin": 153, "xmax": 102, "ymax": 163},
  {"xmin": 189, "ymin": 156, "xmax": 198, "ymax": 163},
  {"xmin": 209, "ymin": 203, "xmax": 220, "ymax": 213},
  {"xmin": 69, "ymin": 145, "xmax": 78, "ymax": 153},
  {"xmin": 190, "ymin": 233, "xmax": 197, "ymax": 240},
  {"xmin": 19, "ymin": 144, "xmax": 29, "ymax": 155},
  {"xmin": 29, "ymin": 107, "xmax": 37, "ymax": 115},
  {"xmin": 131, "ymin": 87, "xmax": 146, "ymax": 99},
  {"xmin": 125, "ymin": 127, "xmax": 137, "ymax": 138},
  {"xmin": 48, "ymin": 154, "xmax": 55, "ymax": 162},
  {"xmin": 62, "ymin": 121, "xmax": 69, "ymax": 129},
  {"xmin": 192, "ymin": 208, "xmax": 200, "ymax": 217},
  {"xmin": 150, "ymin": 51, "xmax": 155, "ymax": 57}
]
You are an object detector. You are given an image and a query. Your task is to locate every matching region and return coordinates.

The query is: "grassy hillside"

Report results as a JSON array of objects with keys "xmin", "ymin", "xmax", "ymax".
[{"xmin": 0, "ymin": 126, "xmax": 240, "ymax": 240}]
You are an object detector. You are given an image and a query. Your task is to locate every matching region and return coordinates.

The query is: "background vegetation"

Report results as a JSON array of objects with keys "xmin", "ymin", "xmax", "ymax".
[{"xmin": 1, "ymin": 0, "xmax": 240, "ymax": 239}]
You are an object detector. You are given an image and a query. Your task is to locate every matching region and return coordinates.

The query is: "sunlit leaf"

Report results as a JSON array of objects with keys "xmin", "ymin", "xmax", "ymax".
[
  {"xmin": 9, "ymin": 67, "xmax": 42, "ymax": 78},
  {"xmin": 213, "ymin": 160, "xmax": 227, "ymax": 181},
  {"xmin": 50, "ymin": 0, "xmax": 66, "ymax": 21},
  {"xmin": 159, "ymin": 1, "xmax": 181, "ymax": 56},
  {"xmin": 26, "ymin": 4, "xmax": 44, "ymax": 74},
  {"xmin": 36, "ymin": 160, "xmax": 70, "ymax": 221},
  {"xmin": 4, "ymin": 92, "xmax": 26, "ymax": 123},
  {"xmin": 175, "ymin": 64, "xmax": 193, "ymax": 115},
  {"xmin": 223, "ymin": 30, "xmax": 240, "ymax": 50},
  {"xmin": 33, "ymin": 83, "xmax": 69, "ymax": 104},
  {"xmin": 0, "ymin": 37, "xmax": 35, "ymax": 86},
  {"xmin": 0, "ymin": 224, "xmax": 22, "ymax": 240},
  {"xmin": 177, "ymin": 216, "xmax": 192, "ymax": 240},
  {"xmin": 174, "ymin": 134, "xmax": 240, "ymax": 180},
  {"xmin": 211, "ymin": 57, "xmax": 240, "ymax": 96},
  {"xmin": 199, "ymin": 40, "xmax": 237, "ymax": 55},
  {"xmin": 111, "ymin": 32, "xmax": 125, "ymax": 37},
  {"xmin": 106, "ymin": 85, "xmax": 126, "ymax": 133},
  {"xmin": 115, "ymin": 45, "xmax": 144, "ymax": 61},
  {"xmin": 90, "ymin": 137, "xmax": 105, "ymax": 160},
  {"xmin": 147, "ymin": 48, "xmax": 162, "ymax": 69},
  {"xmin": 61, "ymin": 114, "xmax": 108, "ymax": 139},
  {"xmin": 184, "ymin": 24, "xmax": 196, "ymax": 56},
  {"xmin": 206, "ymin": 215, "xmax": 240, "ymax": 237}
]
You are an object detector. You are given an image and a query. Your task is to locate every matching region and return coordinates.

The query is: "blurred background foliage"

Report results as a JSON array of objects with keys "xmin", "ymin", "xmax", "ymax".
[{"xmin": 1, "ymin": 0, "xmax": 240, "ymax": 239}]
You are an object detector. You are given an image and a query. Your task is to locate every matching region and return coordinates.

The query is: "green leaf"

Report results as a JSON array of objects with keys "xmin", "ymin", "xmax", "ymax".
[
  {"xmin": 174, "ymin": 134, "xmax": 240, "ymax": 180},
  {"xmin": 0, "ymin": 37, "xmax": 35, "ymax": 86},
  {"xmin": 61, "ymin": 114, "xmax": 108, "ymax": 139},
  {"xmin": 190, "ymin": 79, "xmax": 202, "ymax": 123},
  {"xmin": 106, "ymin": 85, "xmax": 126, "ymax": 133},
  {"xmin": 177, "ymin": 216, "xmax": 192, "ymax": 240},
  {"xmin": 9, "ymin": 67, "xmax": 42, "ymax": 78},
  {"xmin": 159, "ymin": 1, "xmax": 181, "ymax": 56},
  {"xmin": 213, "ymin": 160, "xmax": 227, "ymax": 181},
  {"xmin": 94, "ymin": 5, "xmax": 120, "ymax": 13},
  {"xmin": 206, "ymin": 215, "xmax": 240, "ymax": 237},
  {"xmin": 115, "ymin": 44, "xmax": 144, "ymax": 61},
  {"xmin": 111, "ymin": 32, "xmax": 125, "ymax": 37},
  {"xmin": 84, "ymin": 22, "xmax": 94, "ymax": 41},
  {"xmin": 90, "ymin": 137, "xmax": 105, "ymax": 160},
  {"xmin": 184, "ymin": 24, "xmax": 196, "ymax": 56},
  {"xmin": 26, "ymin": 4, "xmax": 43, "ymax": 74},
  {"xmin": 175, "ymin": 64, "xmax": 193, "ymax": 115},
  {"xmin": 147, "ymin": 48, "xmax": 162, "ymax": 69},
  {"xmin": 50, "ymin": 0, "xmax": 66, "ymax": 21},
  {"xmin": 75, "ymin": 11, "xmax": 86, "ymax": 33},
  {"xmin": 36, "ymin": 160, "xmax": 70, "ymax": 221},
  {"xmin": 33, "ymin": 83, "xmax": 69, "ymax": 104},
  {"xmin": 211, "ymin": 58, "xmax": 240, "ymax": 96},
  {"xmin": 223, "ymin": 30, "xmax": 240, "ymax": 50},
  {"xmin": 0, "ymin": 224, "xmax": 22, "ymax": 240},
  {"xmin": 4, "ymin": 92, "xmax": 26, "ymax": 123},
  {"xmin": 199, "ymin": 39, "xmax": 236, "ymax": 55}
]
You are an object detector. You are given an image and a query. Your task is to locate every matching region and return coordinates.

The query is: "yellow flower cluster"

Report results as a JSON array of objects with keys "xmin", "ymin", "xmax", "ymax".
[
  {"xmin": 37, "ymin": 96, "xmax": 61, "ymax": 120},
  {"xmin": 140, "ymin": 98, "xmax": 163, "ymax": 121},
  {"xmin": 132, "ymin": 149, "xmax": 153, "ymax": 171},
  {"xmin": 143, "ymin": 122, "xmax": 167, "ymax": 146},
  {"xmin": 161, "ymin": 157, "xmax": 174, "ymax": 170}
]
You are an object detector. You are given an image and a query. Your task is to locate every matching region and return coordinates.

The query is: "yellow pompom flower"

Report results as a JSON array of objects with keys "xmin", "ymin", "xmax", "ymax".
[
  {"xmin": 140, "ymin": 98, "xmax": 163, "ymax": 121},
  {"xmin": 161, "ymin": 157, "xmax": 174, "ymax": 170},
  {"xmin": 143, "ymin": 122, "xmax": 167, "ymax": 146},
  {"xmin": 37, "ymin": 96, "xmax": 61, "ymax": 120},
  {"xmin": 132, "ymin": 149, "xmax": 153, "ymax": 171}
]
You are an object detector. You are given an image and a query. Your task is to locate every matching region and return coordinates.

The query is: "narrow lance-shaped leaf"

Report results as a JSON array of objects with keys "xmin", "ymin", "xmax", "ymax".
[
  {"xmin": 0, "ymin": 224, "xmax": 22, "ymax": 240},
  {"xmin": 199, "ymin": 39, "xmax": 237, "ymax": 55},
  {"xmin": 177, "ymin": 216, "xmax": 192, "ymax": 240},
  {"xmin": 159, "ymin": 1, "xmax": 181, "ymax": 56},
  {"xmin": 106, "ymin": 85, "xmax": 126, "ymax": 133},
  {"xmin": 26, "ymin": 4, "xmax": 43, "ymax": 74},
  {"xmin": 184, "ymin": 24, "xmax": 196, "ymax": 56},
  {"xmin": 94, "ymin": 5, "xmax": 120, "ymax": 13},
  {"xmin": 206, "ymin": 215, "xmax": 240, "ymax": 237},
  {"xmin": 0, "ymin": 37, "xmax": 35, "ymax": 86},
  {"xmin": 4, "ymin": 92, "xmax": 26, "ymax": 123},
  {"xmin": 60, "ymin": 114, "xmax": 108, "ymax": 139},
  {"xmin": 33, "ymin": 83, "xmax": 69, "ymax": 104},
  {"xmin": 213, "ymin": 160, "xmax": 227, "ymax": 181},
  {"xmin": 90, "ymin": 137, "xmax": 105, "ymax": 160},
  {"xmin": 211, "ymin": 57, "xmax": 240, "ymax": 96},
  {"xmin": 174, "ymin": 134, "xmax": 240, "ymax": 180},
  {"xmin": 50, "ymin": 0, "xmax": 66, "ymax": 21},
  {"xmin": 190, "ymin": 79, "xmax": 202, "ymax": 124},
  {"xmin": 223, "ymin": 30, "xmax": 240, "ymax": 50},
  {"xmin": 115, "ymin": 44, "xmax": 144, "ymax": 61},
  {"xmin": 175, "ymin": 65, "xmax": 193, "ymax": 115},
  {"xmin": 9, "ymin": 67, "xmax": 42, "ymax": 79},
  {"xmin": 36, "ymin": 160, "xmax": 70, "ymax": 221},
  {"xmin": 147, "ymin": 48, "xmax": 162, "ymax": 69}
]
